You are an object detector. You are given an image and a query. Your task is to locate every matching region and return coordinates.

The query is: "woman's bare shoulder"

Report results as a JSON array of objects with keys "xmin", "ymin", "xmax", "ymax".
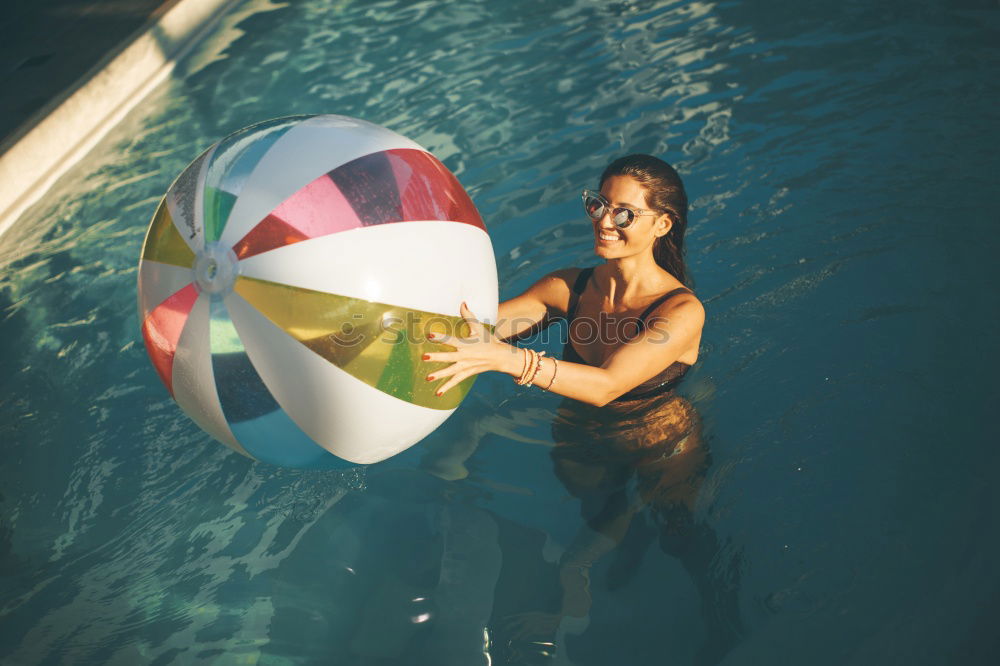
[
  {"xmin": 528, "ymin": 267, "xmax": 585, "ymax": 316},
  {"xmin": 647, "ymin": 286, "xmax": 705, "ymax": 329},
  {"xmin": 530, "ymin": 267, "xmax": 585, "ymax": 298},
  {"xmin": 546, "ymin": 267, "xmax": 586, "ymax": 288}
]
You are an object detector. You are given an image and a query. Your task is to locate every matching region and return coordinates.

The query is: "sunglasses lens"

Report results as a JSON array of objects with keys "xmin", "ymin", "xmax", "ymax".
[
  {"xmin": 584, "ymin": 195, "xmax": 605, "ymax": 220},
  {"xmin": 612, "ymin": 208, "xmax": 634, "ymax": 228}
]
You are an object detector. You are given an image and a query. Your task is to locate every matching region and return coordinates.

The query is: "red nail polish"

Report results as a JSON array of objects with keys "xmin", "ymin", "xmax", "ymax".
[
  {"xmin": 422, "ymin": 354, "xmax": 430, "ymax": 360},
  {"xmin": 436, "ymin": 391, "xmax": 442, "ymax": 396},
  {"xmin": 426, "ymin": 375, "xmax": 433, "ymax": 381}
]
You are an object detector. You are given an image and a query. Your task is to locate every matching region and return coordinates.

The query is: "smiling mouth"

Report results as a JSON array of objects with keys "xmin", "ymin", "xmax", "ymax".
[{"xmin": 597, "ymin": 232, "xmax": 621, "ymax": 242}]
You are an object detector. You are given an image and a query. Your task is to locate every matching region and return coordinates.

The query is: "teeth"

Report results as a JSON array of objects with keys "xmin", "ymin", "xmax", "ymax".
[{"xmin": 599, "ymin": 233, "xmax": 619, "ymax": 241}]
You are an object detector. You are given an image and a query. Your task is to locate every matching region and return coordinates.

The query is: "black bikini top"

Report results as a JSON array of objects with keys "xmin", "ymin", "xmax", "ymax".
[{"xmin": 562, "ymin": 267, "xmax": 694, "ymax": 402}]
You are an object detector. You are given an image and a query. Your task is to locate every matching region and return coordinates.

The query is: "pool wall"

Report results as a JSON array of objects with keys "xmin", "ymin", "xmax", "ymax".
[{"xmin": 0, "ymin": 0, "xmax": 244, "ymax": 239}]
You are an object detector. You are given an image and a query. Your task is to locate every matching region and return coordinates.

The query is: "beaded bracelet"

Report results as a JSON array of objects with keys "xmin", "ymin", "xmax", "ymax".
[
  {"xmin": 526, "ymin": 351, "xmax": 546, "ymax": 387},
  {"xmin": 523, "ymin": 350, "xmax": 540, "ymax": 386},
  {"xmin": 540, "ymin": 357, "xmax": 558, "ymax": 390},
  {"xmin": 515, "ymin": 348, "xmax": 546, "ymax": 386},
  {"xmin": 514, "ymin": 347, "xmax": 534, "ymax": 386},
  {"xmin": 516, "ymin": 347, "xmax": 532, "ymax": 385}
]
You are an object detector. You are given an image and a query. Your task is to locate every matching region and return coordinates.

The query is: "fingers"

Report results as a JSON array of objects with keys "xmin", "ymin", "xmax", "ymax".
[
  {"xmin": 423, "ymin": 353, "xmax": 476, "ymax": 396},
  {"xmin": 460, "ymin": 300, "xmax": 477, "ymax": 321},
  {"xmin": 460, "ymin": 301, "xmax": 486, "ymax": 338},
  {"xmin": 437, "ymin": 369, "xmax": 473, "ymax": 395},
  {"xmin": 426, "ymin": 331, "xmax": 454, "ymax": 346},
  {"xmin": 420, "ymin": 302, "xmax": 487, "ymax": 397},
  {"xmin": 425, "ymin": 303, "xmax": 484, "ymax": 345},
  {"xmin": 424, "ymin": 362, "xmax": 461, "ymax": 381},
  {"xmin": 424, "ymin": 363, "xmax": 471, "ymax": 397},
  {"xmin": 421, "ymin": 351, "xmax": 459, "ymax": 363}
]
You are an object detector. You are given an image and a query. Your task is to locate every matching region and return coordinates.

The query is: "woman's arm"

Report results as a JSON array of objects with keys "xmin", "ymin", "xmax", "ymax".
[
  {"xmin": 493, "ymin": 268, "xmax": 579, "ymax": 341},
  {"xmin": 425, "ymin": 296, "xmax": 705, "ymax": 407}
]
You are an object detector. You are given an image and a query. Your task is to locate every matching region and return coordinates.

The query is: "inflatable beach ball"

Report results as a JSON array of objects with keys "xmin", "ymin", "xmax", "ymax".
[{"xmin": 137, "ymin": 115, "xmax": 498, "ymax": 468}]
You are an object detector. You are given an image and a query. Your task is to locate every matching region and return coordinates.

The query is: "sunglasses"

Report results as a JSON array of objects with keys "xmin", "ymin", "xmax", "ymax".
[{"xmin": 581, "ymin": 189, "xmax": 660, "ymax": 229}]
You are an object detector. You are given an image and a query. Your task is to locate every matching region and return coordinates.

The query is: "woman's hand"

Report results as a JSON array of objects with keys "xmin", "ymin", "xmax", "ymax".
[{"xmin": 423, "ymin": 302, "xmax": 522, "ymax": 396}]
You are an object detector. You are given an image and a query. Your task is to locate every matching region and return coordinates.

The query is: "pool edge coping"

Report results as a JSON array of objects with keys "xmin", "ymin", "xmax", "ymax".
[{"xmin": 0, "ymin": 0, "xmax": 246, "ymax": 240}]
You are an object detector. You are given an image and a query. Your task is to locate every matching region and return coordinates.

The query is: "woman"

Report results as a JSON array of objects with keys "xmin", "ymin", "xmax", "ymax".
[
  {"xmin": 423, "ymin": 153, "xmax": 704, "ymax": 405},
  {"xmin": 420, "ymin": 156, "xmax": 740, "ymax": 660}
]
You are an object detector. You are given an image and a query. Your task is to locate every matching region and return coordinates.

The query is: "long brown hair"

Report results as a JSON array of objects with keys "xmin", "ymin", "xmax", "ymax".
[{"xmin": 600, "ymin": 154, "xmax": 692, "ymax": 287}]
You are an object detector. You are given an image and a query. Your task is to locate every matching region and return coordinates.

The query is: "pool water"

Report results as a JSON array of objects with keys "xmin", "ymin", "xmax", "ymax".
[{"xmin": 2, "ymin": 0, "xmax": 999, "ymax": 664}]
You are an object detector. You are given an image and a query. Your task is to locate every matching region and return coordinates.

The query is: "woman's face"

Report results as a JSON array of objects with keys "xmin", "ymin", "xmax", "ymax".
[{"xmin": 592, "ymin": 175, "xmax": 671, "ymax": 260}]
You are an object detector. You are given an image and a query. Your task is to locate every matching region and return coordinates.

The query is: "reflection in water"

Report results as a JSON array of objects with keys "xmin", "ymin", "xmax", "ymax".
[
  {"xmin": 536, "ymin": 392, "xmax": 743, "ymax": 665},
  {"xmin": 264, "ymin": 468, "xmax": 566, "ymax": 666},
  {"xmin": 417, "ymin": 388, "xmax": 744, "ymax": 665}
]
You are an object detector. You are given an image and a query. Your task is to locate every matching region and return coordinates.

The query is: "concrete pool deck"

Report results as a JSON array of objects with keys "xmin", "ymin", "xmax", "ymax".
[{"xmin": 0, "ymin": 0, "xmax": 243, "ymax": 238}]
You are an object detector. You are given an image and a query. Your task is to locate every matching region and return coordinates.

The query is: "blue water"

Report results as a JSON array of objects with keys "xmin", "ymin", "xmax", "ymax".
[{"xmin": 2, "ymin": 0, "xmax": 999, "ymax": 664}]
